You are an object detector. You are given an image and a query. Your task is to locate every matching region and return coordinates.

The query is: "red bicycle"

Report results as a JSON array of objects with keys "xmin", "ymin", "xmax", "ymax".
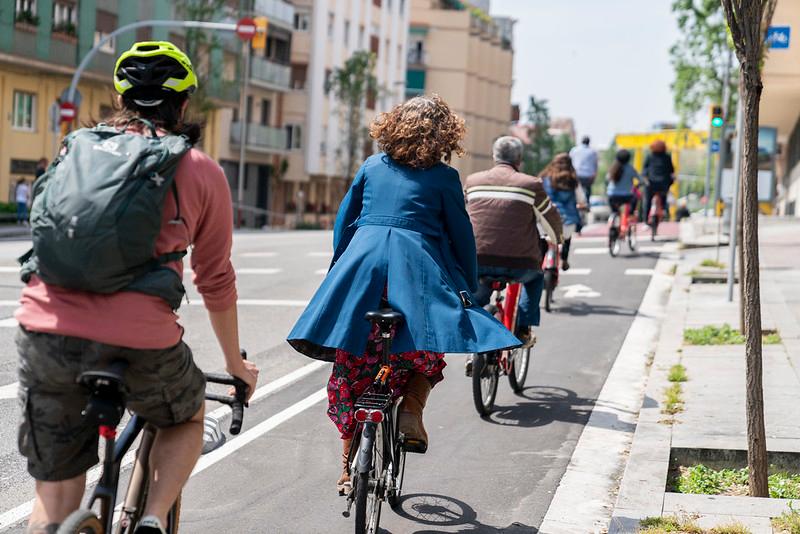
[
  {"xmin": 608, "ymin": 196, "xmax": 639, "ymax": 257},
  {"xmin": 469, "ymin": 279, "xmax": 531, "ymax": 416},
  {"xmin": 648, "ymin": 191, "xmax": 665, "ymax": 242}
]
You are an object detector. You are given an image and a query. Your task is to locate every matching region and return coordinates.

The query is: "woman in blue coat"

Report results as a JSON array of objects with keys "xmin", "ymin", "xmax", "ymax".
[
  {"xmin": 288, "ymin": 95, "xmax": 519, "ymax": 491},
  {"xmin": 542, "ymin": 153, "xmax": 585, "ymax": 271}
]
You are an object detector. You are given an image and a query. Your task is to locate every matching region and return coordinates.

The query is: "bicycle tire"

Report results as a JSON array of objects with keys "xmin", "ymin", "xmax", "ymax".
[
  {"xmin": 627, "ymin": 225, "xmax": 638, "ymax": 252},
  {"xmin": 507, "ymin": 346, "xmax": 530, "ymax": 393},
  {"xmin": 387, "ymin": 405, "xmax": 406, "ymax": 510},
  {"xmin": 543, "ymin": 270, "xmax": 554, "ymax": 313},
  {"xmin": 608, "ymin": 227, "xmax": 619, "ymax": 257},
  {"xmin": 471, "ymin": 352, "xmax": 498, "ymax": 416},
  {"xmin": 354, "ymin": 424, "xmax": 383, "ymax": 534},
  {"xmin": 651, "ymin": 218, "xmax": 657, "ymax": 241},
  {"xmin": 57, "ymin": 509, "xmax": 104, "ymax": 534}
]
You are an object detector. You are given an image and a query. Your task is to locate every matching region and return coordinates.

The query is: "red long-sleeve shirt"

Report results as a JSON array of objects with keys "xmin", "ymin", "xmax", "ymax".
[{"xmin": 15, "ymin": 147, "xmax": 237, "ymax": 349}]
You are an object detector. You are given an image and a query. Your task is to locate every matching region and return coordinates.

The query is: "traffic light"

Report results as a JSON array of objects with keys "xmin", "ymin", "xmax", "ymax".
[
  {"xmin": 710, "ymin": 104, "xmax": 724, "ymax": 128},
  {"xmin": 252, "ymin": 17, "xmax": 268, "ymax": 50}
]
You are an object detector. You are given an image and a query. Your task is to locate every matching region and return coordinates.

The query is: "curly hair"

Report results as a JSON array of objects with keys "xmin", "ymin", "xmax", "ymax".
[
  {"xmin": 369, "ymin": 95, "xmax": 466, "ymax": 169},
  {"xmin": 540, "ymin": 153, "xmax": 577, "ymax": 191}
]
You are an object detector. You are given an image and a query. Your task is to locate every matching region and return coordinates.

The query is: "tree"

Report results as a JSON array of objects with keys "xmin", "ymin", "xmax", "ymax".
[
  {"xmin": 326, "ymin": 51, "xmax": 379, "ymax": 182},
  {"xmin": 720, "ymin": 0, "xmax": 777, "ymax": 499},
  {"xmin": 522, "ymin": 95, "xmax": 556, "ymax": 175},
  {"xmin": 670, "ymin": 0, "xmax": 737, "ymax": 127}
]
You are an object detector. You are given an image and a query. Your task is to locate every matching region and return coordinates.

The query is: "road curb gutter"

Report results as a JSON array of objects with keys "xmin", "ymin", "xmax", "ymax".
[{"xmin": 538, "ymin": 245, "xmax": 678, "ymax": 534}]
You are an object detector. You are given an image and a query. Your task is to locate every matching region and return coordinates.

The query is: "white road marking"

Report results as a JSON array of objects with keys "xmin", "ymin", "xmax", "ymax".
[
  {"xmin": 239, "ymin": 252, "xmax": 278, "ymax": 258},
  {"xmin": 0, "ymin": 361, "xmax": 327, "ymax": 530},
  {"xmin": 0, "ymin": 318, "xmax": 17, "ymax": 328},
  {"xmin": 0, "ymin": 382, "xmax": 18, "ymax": 400},
  {"xmin": 307, "ymin": 252, "xmax": 332, "ymax": 257},
  {"xmin": 574, "ymin": 248, "xmax": 608, "ymax": 255},
  {"xmin": 0, "ymin": 267, "xmax": 18, "ymax": 273},
  {"xmin": 0, "ymin": 301, "xmax": 17, "ymax": 307},
  {"xmin": 561, "ymin": 284, "xmax": 601, "ymax": 299},
  {"xmin": 625, "ymin": 268, "xmax": 655, "ymax": 276},
  {"xmin": 185, "ymin": 268, "xmax": 282, "ymax": 275},
  {"xmin": 192, "ymin": 388, "xmax": 327, "ymax": 476},
  {"xmin": 315, "ymin": 268, "xmax": 328, "ymax": 275},
  {"xmin": 561, "ymin": 268, "xmax": 591, "ymax": 275}
]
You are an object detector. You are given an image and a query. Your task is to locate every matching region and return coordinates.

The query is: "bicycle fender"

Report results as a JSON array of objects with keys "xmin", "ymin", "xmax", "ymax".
[{"xmin": 356, "ymin": 423, "xmax": 376, "ymax": 474}]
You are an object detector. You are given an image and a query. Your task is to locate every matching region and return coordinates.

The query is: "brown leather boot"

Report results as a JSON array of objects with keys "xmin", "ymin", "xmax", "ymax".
[
  {"xmin": 337, "ymin": 438, "xmax": 353, "ymax": 495},
  {"xmin": 398, "ymin": 373, "xmax": 432, "ymax": 454}
]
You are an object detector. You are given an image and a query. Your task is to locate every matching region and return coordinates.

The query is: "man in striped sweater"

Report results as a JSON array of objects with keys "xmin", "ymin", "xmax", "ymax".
[{"xmin": 465, "ymin": 136, "xmax": 563, "ymax": 347}]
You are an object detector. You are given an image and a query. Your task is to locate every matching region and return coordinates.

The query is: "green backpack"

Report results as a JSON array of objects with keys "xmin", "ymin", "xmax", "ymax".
[{"xmin": 20, "ymin": 120, "xmax": 192, "ymax": 310}]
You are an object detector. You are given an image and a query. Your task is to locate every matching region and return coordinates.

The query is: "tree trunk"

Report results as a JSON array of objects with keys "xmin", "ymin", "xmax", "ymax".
[
  {"xmin": 738, "ymin": 164, "xmax": 745, "ymax": 330},
  {"xmin": 740, "ymin": 61, "xmax": 768, "ymax": 498}
]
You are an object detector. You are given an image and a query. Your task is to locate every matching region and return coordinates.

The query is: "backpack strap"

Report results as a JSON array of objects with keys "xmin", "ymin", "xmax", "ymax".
[
  {"xmin": 154, "ymin": 250, "xmax": 187, "ymax": 266},
  {"xmin": 169, "ymin": 179, "xmax": 185, "ymax": 225}
]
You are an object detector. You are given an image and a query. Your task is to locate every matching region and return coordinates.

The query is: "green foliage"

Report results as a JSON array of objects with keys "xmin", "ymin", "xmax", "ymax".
[
  {"xmin": 669, "ymin": 0, "xmax": 737, "ymax": 127},
  {"xmin": 668, "ymin": 364, "xmax": 688, "ymax": 382},
  {"xmin": 593, "ymin": 143, "xmax": 618, "ymax": 196},
  {"xmin": 663, "ymin": 383, "xmax": 684, "ymax": 415},
  {"xmin": 0, "ymin": 202, "xmax": 19, "ymax": 214},
  {"xmin": 522, "ymin": 96, "xmax": 555, "ymax": 176},
  {"xmin": 675, "ymin": 465, "xmax": 800, "ymax": 499},
  {"xmin": 639, "ymin": 515, "xmax": 703, "ymax": 533},
  {"xmin": 683, "ymin": 324, "xmax": 781, "ymax": 345},
  {"xmin": 15, "ymin": 9, "xmax": 39, "ymax": 25},
  {"xmin": 773, "ymin": 503, "xmax": 800, "ymax": 534},
  {"xmin": 700, "ymin": 259, "xmax": 726, "ymax": 269},
  {"xmin": 326, "ymin": 51, "xmax": 379, "ymax": 180}
]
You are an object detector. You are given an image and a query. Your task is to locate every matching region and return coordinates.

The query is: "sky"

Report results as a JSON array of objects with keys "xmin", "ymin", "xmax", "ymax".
[{"xmin": 491, "ymin": 0, "xmax": 682, "ymax": 148}]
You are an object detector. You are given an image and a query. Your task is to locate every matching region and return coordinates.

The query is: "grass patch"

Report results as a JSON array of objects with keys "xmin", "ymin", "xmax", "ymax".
[
  {"xmin": 640, "ymin": 515, "xmax": 703, "ymax": 533},
  {"xmin": 663, "ymin": 383, "xmax": 684, "ymax": 415},
  {"xmin": 683, "ymin": 324, "xmax": 782, "ymax": 345},
  {"xmin": 668, "ymin": 364, "xmax": 688, "ymax": 382},
  {"xmin": 672, "ymin": 465, "xmax": 800, "ymax": 499},
  {"xmin": 700, "ymin": 259, "xmax": 726, "ymax": 269},
  {"xmin": 773, "ymin": 503, "xmax": 800, "ymax": 534},
  {"xmin": 669, "ymin": 264, "xmax": 678, "ymax": 276}
]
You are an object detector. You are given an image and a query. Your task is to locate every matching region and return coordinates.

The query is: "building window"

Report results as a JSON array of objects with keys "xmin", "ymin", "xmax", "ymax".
[
  {"xmin": 327, "ymin": 12, "xmax": 334, "ymax": 40},
  {"xmin": 358, "ymin": 26, "xmax": 365, "ymax": 49},
  {"xmin": 260, "ymin": 99, "xmax": 271, "ymax": 126},
  {"xmin": 12, "ymin": 90, "xmax": 36, "ymax": 131},
  {"xmin": 293, "ymin": 11, "xmax": 310, "ymax": 31},
  {"xmin": 344, "ymin": 20, "xmax": 350, "ymax": 43},
  {"xmin": 246, "ymin": 95, "xmax": 253, "ymax": 123},
  {"xmin": 291, "ymin": 63, "xmax": 307, "ymax": 90},
  {"xmin": 324, "ymin": 69, "xmax": 332, "ymax": 94},
  {"xmin": 373, "ymin": 0, "xmax": 381, "ymax": 7},
  {"xmin": 53, "ymin": 1, "xmax": 77, "ymax": 35},
  {"xmin": 94, "ymin": 31, "xmax": 115, "ymax": 53},
  {"xmin": 320, "ymin": 126, "xmax": 328, "ymax": 156},
  {"xmin": 370, "ymin": 35, "xmax": 379, "ymax": 55},
  {"xmin": 286, "ymin": 124, "xmax": 302, "ymax": 149},
  {"xmin": 15, "ymin": 0, "xmax": 38, "ymax": 24}
]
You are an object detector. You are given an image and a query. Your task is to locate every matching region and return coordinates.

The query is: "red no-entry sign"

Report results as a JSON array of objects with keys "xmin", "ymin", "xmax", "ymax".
[
  {"xmin": 59, "ymin": 101, "xmax": 76, "ymax": 124},
  {"xmin": 236, "ymin": 17, "xmax": 257, "ymax": 41}
]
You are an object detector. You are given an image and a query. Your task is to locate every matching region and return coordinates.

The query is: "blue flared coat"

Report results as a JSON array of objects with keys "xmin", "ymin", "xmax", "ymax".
[{"xmin": 287, "ymin": 154, "xmax": 520, "ymax": 361}]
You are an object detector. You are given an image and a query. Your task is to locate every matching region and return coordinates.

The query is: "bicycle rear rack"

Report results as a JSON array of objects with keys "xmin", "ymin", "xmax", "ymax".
[{"xmin": 354, "ymin": 391, "xmax": 392, "ymax": 412}]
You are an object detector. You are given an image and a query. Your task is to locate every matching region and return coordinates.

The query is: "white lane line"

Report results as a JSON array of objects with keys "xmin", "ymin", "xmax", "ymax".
[
  {"xmin": 307, "ymin": 252, "xmax": 332, "ymax": 257},
  {"xmin": 574, "ymin": 248, "xmax": 608, "ymax": 255},
  {"xmin": 0, "ymin": 318, "xmax": 17, "ymax": 328},
  {"xmin": 0, "ymin": 382, "xmax": 18, "ymax": 400},
  {"xmin": 0, "ymin": 301, "xmax": 17, "ymax": 307},
  {"xmin": 192, "ymin": 388, "xmax": 327, "ymax": 476},
  {"xmin": 315, "ymin": 268, "xmax": 328, "ymax": 275},
  {"xmin": 0, "ymin": 267, "xmax": 18, "ymax": 273},
  {"xmin": 0, "ymin": 361, "xmax": 327, "ymax": 530},
  {"xmin": 562, "ymin": 268, "xmax": 591, "ymax": 275},
  {"xmin": 184, "ymin": 268, "xmax": 282, "ymax": 275},
  {"xmin": 239, "ymin": 252, "xmax": 278, "ymax": 258},
  {"xmin": 625, "ymin": 268, "xmax": 655, "ymax": 276}
]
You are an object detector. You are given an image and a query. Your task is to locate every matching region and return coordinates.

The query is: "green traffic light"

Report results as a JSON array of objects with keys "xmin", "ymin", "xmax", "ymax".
[{"xmin": 711, "ymin": 117, "xmax": 724, "ymax": 127}]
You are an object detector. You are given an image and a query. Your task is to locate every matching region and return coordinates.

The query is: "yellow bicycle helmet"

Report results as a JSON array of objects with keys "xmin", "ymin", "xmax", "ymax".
[{"xmin": 114, "ymin": 41, "xmax": 198, "ymax": 106}]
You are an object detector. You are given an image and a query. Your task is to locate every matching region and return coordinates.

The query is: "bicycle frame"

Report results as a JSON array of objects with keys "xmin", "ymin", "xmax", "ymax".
[{"xmin": 489, "ymin": 281, "xmax": 521, "ymax": 375}]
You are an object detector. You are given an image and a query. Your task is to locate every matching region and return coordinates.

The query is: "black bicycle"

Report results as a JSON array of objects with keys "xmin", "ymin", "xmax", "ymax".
[
  {"xmin": 342, "ymin": 309, "xmax": 411, "ymax": 534},
  {"xmin": 57, "ymin": 353, "xmax": 249, "ymax": 534}
]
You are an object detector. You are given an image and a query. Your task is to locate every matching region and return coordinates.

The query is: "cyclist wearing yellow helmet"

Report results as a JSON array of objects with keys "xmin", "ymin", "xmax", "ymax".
[{"xmin": 17, "ymin": 41, "xmax": 258, "ymax": 534}]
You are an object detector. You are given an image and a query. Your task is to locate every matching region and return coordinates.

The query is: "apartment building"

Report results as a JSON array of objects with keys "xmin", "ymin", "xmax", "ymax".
[
  {"xmin": 406, "ymin": 0, "xmax": 514, "ymax": 178},
  {"xmin": 761, "ymin": 0, "xmax": 800, "ymax": 215},
  {"xmin": 283, "ymin": 0, "xmax": 410, "ymax": 226}
]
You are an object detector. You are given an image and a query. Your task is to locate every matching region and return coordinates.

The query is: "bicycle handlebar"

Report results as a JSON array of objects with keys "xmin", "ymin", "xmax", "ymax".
[{"xmin": 204, "ymin": 350, "xmax": 249, "ymax": 435}]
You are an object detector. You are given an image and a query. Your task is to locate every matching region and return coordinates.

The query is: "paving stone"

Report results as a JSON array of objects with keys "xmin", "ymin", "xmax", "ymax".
[{"xmin": 663, "ymin": 492, "xmax": 799, "ymax": 518}]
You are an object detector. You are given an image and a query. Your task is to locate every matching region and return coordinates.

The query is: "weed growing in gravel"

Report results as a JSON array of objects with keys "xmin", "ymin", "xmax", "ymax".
[
  {"xmin": 640, "ymin": 515, "xmax": 703, "ymax": 533},
  {"xmin": 663, "ymin": 384, "xmax": 684, "ymax": 415},
  {"xmin": 673, "ymin": 465, "xmax": 800, "ymax": 499},
  {"xmin": 773, "ymin": 503, "xmax": 800, "ymax": 534},
  {"xmin": 668, "ymin": 364, "xmax": 687, "ymax": 382},
  {"xmin": 683, "ymin": 325, "xmax": 782, "ymax": 345},
  {"xmin": 700, "ymin": 259, "xmax": 726, "ymax": 269}
]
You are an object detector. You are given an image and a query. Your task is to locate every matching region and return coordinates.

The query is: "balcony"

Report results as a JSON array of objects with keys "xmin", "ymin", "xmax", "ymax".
[
  {"xmin": 230, "ymin": 122, "xmax": 288, "ymax": 153},
  {"xmin": 407, "ymin": 49, "xmax": 427, "ymax": 66},
  {"xmin": 250, "ymin": 57, "xmax": 291, "ymax": 91},
  {"xmin": 254, "ymin": 0, "xmax": 295, "ymax": 29}
]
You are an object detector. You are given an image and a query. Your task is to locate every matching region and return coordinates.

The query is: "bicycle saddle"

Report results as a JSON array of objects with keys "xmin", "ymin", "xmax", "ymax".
[
  {"xmin": 364, "ymin": 308, "xmax": 405, "ymax": 325},
  {"xmin": 78, "ymin": 360, "xmax": 129, "ymax": 428}
]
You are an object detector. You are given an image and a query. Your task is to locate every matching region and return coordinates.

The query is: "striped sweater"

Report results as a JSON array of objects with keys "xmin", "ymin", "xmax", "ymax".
[{"xmin": 465, "ymin": 163, "xmax": 563, "ymax": 269}]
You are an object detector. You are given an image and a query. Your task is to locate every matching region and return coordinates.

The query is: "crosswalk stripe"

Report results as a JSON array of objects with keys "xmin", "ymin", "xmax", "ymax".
[{"xmin": 625, "ymin": 268, "xmax": 655, "ymax": 276}]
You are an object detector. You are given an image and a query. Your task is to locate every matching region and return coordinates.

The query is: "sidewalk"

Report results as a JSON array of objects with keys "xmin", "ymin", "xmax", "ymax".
[{"xmin": 609, "ymin": 218, "xmax": 800, "ymax": 533}]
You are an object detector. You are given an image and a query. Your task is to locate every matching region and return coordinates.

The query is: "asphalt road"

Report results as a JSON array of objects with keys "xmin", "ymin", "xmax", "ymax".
[{"xmin": 0, "ymin": 225, "xmax": 675, "ymax": 533}]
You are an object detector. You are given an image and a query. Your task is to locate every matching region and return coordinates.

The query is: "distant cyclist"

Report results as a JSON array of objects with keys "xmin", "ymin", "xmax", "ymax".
[
  {"xmin": 642, "ymin": 139, "xmax": 675, "ymax": 224},
  {"xmin": 15, "ymin": 41, "xmax": 257, "ymax": 534},
  {"xmin": 466, "ymin": 136, "xmax": 563, "ymax": 347},
  {"xmin": 569, "ymin": 136, "xmax": 598, "ymax": 203},
  {"xmin": 542, "ymin": 153, "xmax": 585, "ymax": 271},
  {"xmin": 606, "ymin": 149, "xmax": 640, "ymax": 216}
]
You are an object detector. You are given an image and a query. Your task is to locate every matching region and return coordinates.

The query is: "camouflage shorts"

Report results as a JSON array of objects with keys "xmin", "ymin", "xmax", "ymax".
[{"xmin": 16, "ymin": 327, "xmax": 206, "ymax": 481}]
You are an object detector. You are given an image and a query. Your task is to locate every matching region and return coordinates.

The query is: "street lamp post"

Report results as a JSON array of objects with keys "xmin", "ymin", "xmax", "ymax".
[{"xmin": 236, "ymin": 42, "xmax": 251, "ymax": 229}]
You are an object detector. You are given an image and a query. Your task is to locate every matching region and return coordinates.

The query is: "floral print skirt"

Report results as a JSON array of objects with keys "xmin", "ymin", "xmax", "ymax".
[{"xmin": 327, "ymin": 323, "xmax": 446, "ymax": 439}]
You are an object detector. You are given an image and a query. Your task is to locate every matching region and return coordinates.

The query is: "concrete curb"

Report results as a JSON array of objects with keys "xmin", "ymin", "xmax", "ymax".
[{"xmin": 538, "ymin": 245, "xmax": 679, "ymax": 534}]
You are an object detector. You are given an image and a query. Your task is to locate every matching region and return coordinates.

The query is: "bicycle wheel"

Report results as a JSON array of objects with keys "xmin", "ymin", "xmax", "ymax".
[
  {"xmin": 120, "ymin": 474, "xmax": 181, "ymax": 534},
  {"xmin": 354, "ymin": 423, "xmax": 384, "ymax": 534},
  {"xmin": 58, "ymin": 509, "xmax": 104, "ymax": 534},
  {"xmin": 507, "ymin": 346, "xmax": 530, "ymax": 393},
  {"xmin": 543, "ymin": 270, "xmax": 554, "ymax": 313},
  {"xmin": 471, "ymin": 352, "xmax": 498, "ymax": 416},
  {"xmin": 608, "ymin": 227, "xmax": 620, "ymax": 257},
  {"xmin": 627, "ymin": 225, "xmax": 638, "ymax": 252},
  {"xmin": 387, "ymin": 411, "xmax": 406, "ymax": 509}
]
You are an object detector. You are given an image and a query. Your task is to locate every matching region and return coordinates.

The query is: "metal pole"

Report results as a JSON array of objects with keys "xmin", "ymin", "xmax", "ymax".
[
  {"xmin": 236, "ymin": 42, "xmax": 251, "ymax": 229},
  {"xmin": 703, "ymin": 119, "xmax": 714, "ymax": 218},
  {"xmin": 727, "ymin": 92, "xmax": 743, "ymax": 302},
  {"xmin": 66, "ymin": 20, "xmax": 238, "ymax": 104},
  {"xmin": 713, "ymin": 49, "xmax": 733, "ymax": 216}
]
